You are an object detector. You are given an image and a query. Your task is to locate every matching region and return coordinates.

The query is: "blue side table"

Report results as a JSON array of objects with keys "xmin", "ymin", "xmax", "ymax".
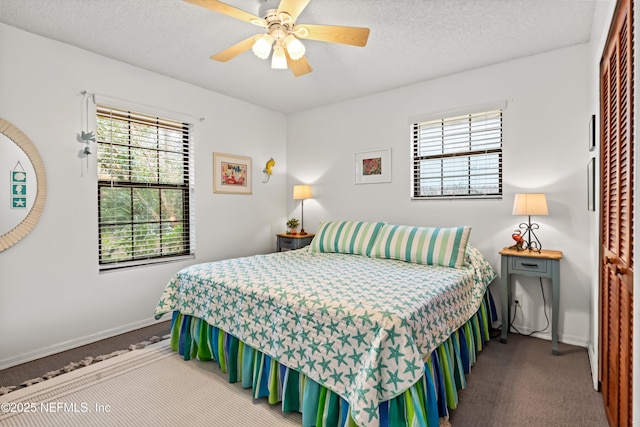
[
  {"xmin": 499, "ymin": 247, "xmax": 563, "ymax": 355},
  {"xmin": 276, "ymin": 233, "xmax": 315, "ymax": 252}
]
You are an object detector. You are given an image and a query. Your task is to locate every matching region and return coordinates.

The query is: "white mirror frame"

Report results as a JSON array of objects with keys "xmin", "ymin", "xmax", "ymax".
[{"xmin": 0, "ymin": 118, "xmax": 46, "ymax": 251}]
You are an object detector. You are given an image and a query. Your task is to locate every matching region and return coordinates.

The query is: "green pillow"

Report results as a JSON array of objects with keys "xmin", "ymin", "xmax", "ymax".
[
  {"xmin": 310, "ymin": 220, "xmax": 386, "ymax": 256},
  {"xmin": 369, "ymin": 224, "xmax": 471, "ymax": 268}
]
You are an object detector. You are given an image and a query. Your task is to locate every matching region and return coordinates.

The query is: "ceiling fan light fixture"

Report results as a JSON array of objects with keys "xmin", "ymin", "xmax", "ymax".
[
  {"xmin": 284, "ymin": 34, "xmax": 305, "ymax": 60},
  {"xmin": 271, "ymin": 44, "xmax": 287, "ymax": 69},
  {"xmin": 191, "ymin": 0, "xmax": 370, "ymax": 77},
  {"xmin": 252, "ymin": 34, "xmax": 274, "ymax": 59}
]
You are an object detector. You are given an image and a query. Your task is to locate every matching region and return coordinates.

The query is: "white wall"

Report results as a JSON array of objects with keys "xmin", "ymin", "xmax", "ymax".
[
  {"xmin": 586, "ymin": 0, "xmax": 617, "ymax": 390},
  {"xmin": 287, "ymin": 44, "xmax": 594, "ymax": 347},
  {"xmin": 1, "ymin": 9, "xmax": 625, "ymax": 405},
  {"xmin": 0, "ymin": 24, "xmax": 288, "ymax": 368}
]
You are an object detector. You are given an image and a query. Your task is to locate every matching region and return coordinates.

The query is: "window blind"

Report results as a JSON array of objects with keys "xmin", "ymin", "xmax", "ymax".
[
  {"xmin": 96, "ymin": 105, "xmax": 192, "ymax": 269},
  {"xmin": 411, "ymin": 109, "xmax": 502, "ymax": 199}
]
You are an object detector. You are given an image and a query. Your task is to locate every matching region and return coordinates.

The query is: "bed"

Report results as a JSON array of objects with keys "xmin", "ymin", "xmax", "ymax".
[{"xmin": 154, "ymin": 221, "xmax": 497, "ymax": 427}]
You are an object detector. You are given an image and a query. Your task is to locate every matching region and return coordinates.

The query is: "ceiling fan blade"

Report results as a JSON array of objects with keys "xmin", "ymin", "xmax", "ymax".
[
  {"xmin": 277, "ymin": 0, "xmax": 310, "ymax": 23},
  {"xmin": 184, "ymin": 0, "xmax": 266, "ymax": 26},
  {"xmin": 210, "ymin": 35, "xmax": 259, "ymax": 62},
  {"xmin": 285, "ymin": 51, "xmax": 313, "ymax": 77},
  {"xmin": 296, "ymin": 24, "xmax": 370, "ymax": 47}
]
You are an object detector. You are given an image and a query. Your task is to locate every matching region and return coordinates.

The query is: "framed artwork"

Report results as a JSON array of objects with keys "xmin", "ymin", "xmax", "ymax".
[
  {"xmin": 213, "ymin": 152, "xmax": 252, "ymax": 195},
  {"xmin": 588, "ymin": 114, "xmax": 596, "ymax": 151},
  {"xmin": 11, "ymin": 165, "xmax": 27, "ymax": 209},
  {"xmin": 354, "ymin": 148, "xmax": 391, "ymax": 184},
  {"xmin": 587, "ymin": 157, "xmax": 595, "ymax": 211}
]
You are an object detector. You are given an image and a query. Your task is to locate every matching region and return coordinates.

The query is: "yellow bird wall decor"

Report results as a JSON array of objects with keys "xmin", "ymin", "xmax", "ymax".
[{"xmin": 263, "ymin": 158, "xmax": 276, "ymax": 183}]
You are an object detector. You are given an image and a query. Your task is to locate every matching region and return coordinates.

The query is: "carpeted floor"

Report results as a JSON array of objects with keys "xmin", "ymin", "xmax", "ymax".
[
  {"xmin": 451, "ymin": 333, "xmax": 608, "ymax": 426},
  {"xmin": 0, "ymin": 321, "xmax": 172, "ymax": 391},
  {"xmin": 0, "ymin": 340, "xmax": 302, "ymax": 427},
  {"xmin": 0, "ymin": 322, "xmax": 609, "ymax": 426}
]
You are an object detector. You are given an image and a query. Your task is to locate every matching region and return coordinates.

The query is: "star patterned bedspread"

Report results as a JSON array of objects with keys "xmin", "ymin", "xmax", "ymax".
[{"xmin": 154, "ymin": 245, "xmax": 495, "ymax": 427}]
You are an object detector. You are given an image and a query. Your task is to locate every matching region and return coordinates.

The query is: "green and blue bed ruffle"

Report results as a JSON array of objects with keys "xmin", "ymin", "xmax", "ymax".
[{"xmin": 168, "ymin": 290, "xmax": 494, "ymax": 427}]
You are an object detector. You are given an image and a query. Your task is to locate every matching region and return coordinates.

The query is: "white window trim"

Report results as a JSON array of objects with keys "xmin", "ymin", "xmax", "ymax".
[
  {"xmin": 409, "ymin": 100, "xmax": 506, "ymax": 200},
  {"xmin": 407, "ymin": 99, "xmax": 508, "ymax": 125},
  {"xmin": 93, "ymin": 95, "xmax": 197, "ymax": 271}
]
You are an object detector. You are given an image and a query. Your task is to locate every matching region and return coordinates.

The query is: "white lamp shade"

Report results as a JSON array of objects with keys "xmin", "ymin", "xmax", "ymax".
[
  {"xmin": 271, "ymin": 44, "xmax": 287, "ymax": 69},
  {"xmin": 512, "ymin": 193, "xmax": 549, "ymax": 216},
  {"xmin": 284, "ymin": 35, "xmax": 305, "ymax": 60},
  {"xmin": 293, "ymin": 184, "xmax": 312, "ymax": 200},
  {"xmin": 252, "ymin": 34, "xmax": 274, "ymax": 59}
]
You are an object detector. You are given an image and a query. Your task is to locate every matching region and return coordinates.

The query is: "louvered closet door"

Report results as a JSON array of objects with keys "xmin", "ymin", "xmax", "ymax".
[{"xmin": 599, "ymin": 0, "xmax": 634, "ymax": 425}]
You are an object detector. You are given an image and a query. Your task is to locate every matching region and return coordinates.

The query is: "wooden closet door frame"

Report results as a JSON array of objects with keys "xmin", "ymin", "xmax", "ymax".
[{"xmin": 598, "ymin": 0, "xmax": 634, "ymax": 425}]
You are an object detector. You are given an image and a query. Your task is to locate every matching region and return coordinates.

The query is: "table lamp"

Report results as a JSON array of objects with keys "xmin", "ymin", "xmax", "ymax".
[
  {"xmin": 512, "ymin": 193, "xmax": 548, "ymax": 252},
  {"xmin": 293, "ymin": 185, "xmax": 312, "ymax": 235}
]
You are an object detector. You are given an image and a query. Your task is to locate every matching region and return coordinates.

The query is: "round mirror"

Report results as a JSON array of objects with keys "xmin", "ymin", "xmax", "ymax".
[{"xmin": 0, "ymin": 118, "xmax": 46, "ymax": 251}]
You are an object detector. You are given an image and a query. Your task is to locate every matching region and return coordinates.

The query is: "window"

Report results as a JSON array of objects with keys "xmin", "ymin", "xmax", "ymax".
[
  {"xmin": 411, "ymin": 109, "xmax": 502, "ymax": 199},
  {"xmin": 96, "ymin": 105, "xmax": 193, "ymax": 270}
]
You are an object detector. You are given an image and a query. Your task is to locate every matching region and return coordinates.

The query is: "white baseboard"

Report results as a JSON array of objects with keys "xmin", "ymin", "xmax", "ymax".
[
  {"xmin": 0, "ymin": 316, "xmax": 170, "ymax": 371},
  {"xmin": 507, "ymin": 324, "xmax": 589, "ymax": 348},
  {"xmin": 588, "ymin": 342, "xmax": 599, "ymax": 390}
]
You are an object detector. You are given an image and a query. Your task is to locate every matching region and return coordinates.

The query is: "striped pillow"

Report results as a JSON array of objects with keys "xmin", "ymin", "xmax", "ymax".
[
  {"xmin": 310, "ymin": 220, "xmax": 386, "ymax": 256},
  {"xmin": 369, "ymin": 224, "xmax": 471, "ymax": 268}
]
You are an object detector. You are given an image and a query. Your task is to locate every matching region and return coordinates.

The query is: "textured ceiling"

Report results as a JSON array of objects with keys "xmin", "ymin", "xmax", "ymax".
[{"xmin": 0, "ymin": 0, "xmax": 597, "ymax": 114}]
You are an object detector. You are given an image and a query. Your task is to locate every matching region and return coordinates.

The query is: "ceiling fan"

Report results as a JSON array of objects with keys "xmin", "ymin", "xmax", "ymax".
[{"xmin": 185, "ymin": 0, "xmax": 370, "ymax": 77}]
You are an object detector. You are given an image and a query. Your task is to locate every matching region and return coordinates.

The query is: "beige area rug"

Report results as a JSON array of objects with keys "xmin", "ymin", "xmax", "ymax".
[{"xmin": 0, "ymin": 340, "xmax": 302, "ymax": 427}]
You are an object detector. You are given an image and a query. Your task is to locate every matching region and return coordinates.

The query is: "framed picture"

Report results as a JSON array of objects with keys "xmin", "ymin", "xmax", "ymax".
[
  {"xmin": 213, "ymin": 152, "xmax": 252, "ymax": 195},
  {"xmin": 587, "ymin": 157, "xmax": 595, "ymax": 211},
  {"xmin": 354, "ymin": 148, "xmax": 391, "ymax": 184},
  {"xmin": 588, "ymin": 114, "xmax": 596, "ymax": 151}
]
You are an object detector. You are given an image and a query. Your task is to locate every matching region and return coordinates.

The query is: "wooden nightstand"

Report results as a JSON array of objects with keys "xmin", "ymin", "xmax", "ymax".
[
  {"xmin": 499, "ymin": 247, "xmax": 563, "ymax": 355},
  {"xmin": 276, "ymin": 233, "xmax": 315, "ymax": 252}
]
